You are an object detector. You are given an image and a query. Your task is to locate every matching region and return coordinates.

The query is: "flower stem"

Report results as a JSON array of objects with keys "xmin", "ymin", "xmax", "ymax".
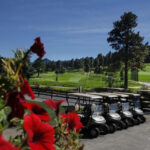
[
  {"xmin": 20, "ymin": 132, "xmax": 28, "ymax": 148},
  {"xmin": 15, "ymin": 49, "xmax": 32, "ymax": 77}
]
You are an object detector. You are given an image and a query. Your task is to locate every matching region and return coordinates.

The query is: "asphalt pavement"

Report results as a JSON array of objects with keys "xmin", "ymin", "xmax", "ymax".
[{"xmin": 82, "ymin": 115, "xmax": 150, "ymax": 150}]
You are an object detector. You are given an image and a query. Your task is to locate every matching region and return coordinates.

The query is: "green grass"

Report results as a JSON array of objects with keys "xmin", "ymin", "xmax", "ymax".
[
  {"xmin": 29, "ymin": 69, "xmax": 143, "ymax": 91},
  {"xmin": 127, "ymin": 63, "xmax": 150, "ymax": 82},
  {"xmin": 114, "ymin": 63, "xmax": 150, "ymax": 85},
  {"xmin": 29, "ymin": 63, "xmax": 150, "ymax": 91},
  {"xmin": 29, "ymin": 71, "xmax": 108, "ymax": 91},
  {"xmin": 128, "ymin": 80, "xmax": 141, "ymax": 87},
  {"xmin": 138, "ymin": 63, "xmax": 150, "ymax": 82}
]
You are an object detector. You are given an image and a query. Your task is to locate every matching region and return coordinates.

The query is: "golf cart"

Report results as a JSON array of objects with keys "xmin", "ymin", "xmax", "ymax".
[
  {"xmin": 108, "ymin": 92, "xmax": 141, "ymax": 125},
  {"xmin": 88, "ymin": 92, "xmax": 127, "ymax": 132},
  {"xmin": 114, "ymin": 92, "xmax": 146, "ymax": 123},
  {"xmin": 125, "ymin": 93, "xmax": 145, "ymax": 123},
  {"xmin": 68, "ymin": 93, "xmax": 109, "ymax": 138},
  {"xmin": 112, "ymin": 93, "xmax": 139, "ymax": 126}
]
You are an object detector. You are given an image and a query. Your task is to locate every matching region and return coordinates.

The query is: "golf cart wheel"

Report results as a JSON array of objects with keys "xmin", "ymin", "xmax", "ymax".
[
  {"xmin": 132, "ymin": 118, "xmax": 140, "ymax": 125},
  {"xmin": 108, "ymin": 124, "xmax": 116, "ymax": 133},
  {"xmin": 89, "ymin": 127, "xmax": 99, "ymax": 138},
  {"xmin": 125, "ymin": 119, "xmax": 134, "ymax": 127},
  {"xmin": 80, "ymin": 127, "xmax": 87, "ymax": 136},
  {"xmin": 112, "ymin": 122, "xmax": 122, "ymax": 130},
  {"xmin": 139, "ymin": 116, "xmax": 146, "ymax": 123},
  {"xmin": 99, "ymin": 124, "xmax": 109, "ymax": 135},
  {"xmin": 136, "ymin": 116, "xmax": 143, "ymax": 124},
  {"xmin": 120, "ymin": 120, "xmax": 128, "ymax": 129},
  {"xmin": 112, "ymin": 123, "xmax": 118, "ymax": 130}
]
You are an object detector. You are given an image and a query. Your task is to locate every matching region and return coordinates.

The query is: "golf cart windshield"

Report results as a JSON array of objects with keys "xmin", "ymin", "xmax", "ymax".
[
  {"xmin": 93, "ymin": 105, "xmax": 103, "ymax": 114},
  {"xmin": 109, "ymin": 104, "xmax": 119, "ymax": 113},
  {"xmin": 133, "ymin": 97, "xmax": 141, "ymax": 108},
  {"xmin": 122, "ymin": 102, "xmax": 130, "ymax": 111}
]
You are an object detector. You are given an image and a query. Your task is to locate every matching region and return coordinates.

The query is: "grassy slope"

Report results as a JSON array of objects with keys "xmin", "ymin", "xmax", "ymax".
[
  {"xmin": 29, "ymin": 71, "xmax": 108, "ymax": 91},
  {"xmin": 138, "ymin": 63, "xmax": 150, "ymax": 82},
  {"xmin": 127, "ymin": 63, "xmax": 150, "ymax": 82},
  {"xmin": 29, "ymin": 70, "xmax": 142, "ymax": 91},
  {"xmin": 29, "ymin": 63, "xmax": 150, "ymax": 91}
]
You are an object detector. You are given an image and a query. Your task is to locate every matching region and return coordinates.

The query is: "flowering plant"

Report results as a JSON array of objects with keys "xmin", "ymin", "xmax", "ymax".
[{"xmin": 0, "ymin": 37, "xmax": 83, "ymax": 150}]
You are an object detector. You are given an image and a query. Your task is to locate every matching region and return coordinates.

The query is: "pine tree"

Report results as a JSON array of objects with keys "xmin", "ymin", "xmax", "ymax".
[{"xmin": 107, "ymin": 12, "xmax": 148, "ymax": 89}]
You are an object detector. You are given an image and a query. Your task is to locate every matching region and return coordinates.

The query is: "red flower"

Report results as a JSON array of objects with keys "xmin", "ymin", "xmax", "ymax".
[
  {"xmin": 19, "ymin": 75, "xmax": 35, "ymax": 99},
  {"xmin": 24, "ymin": 113, "xmax": 56, "ymax": 150},
  {"xmin": 23, "ymin": 102, "xmax": 51, "ymax": 121},
  {"xmin": 6, "ymin": 91, "xmax": 26, "ymax": 118},
  {"xmin": 30, "ymin": 37, "xmax": 46, "ymax": 58},
  {"xmin": 43, "ymin": 99, "xmax": 66, "ymax": 115},
  {"xmin": 61, "ymin": 112, "xmax": 83, "ymax": 132},
  {"xmin": 0, "ymin": 134, "xmax": 20, "ymax": 150}
]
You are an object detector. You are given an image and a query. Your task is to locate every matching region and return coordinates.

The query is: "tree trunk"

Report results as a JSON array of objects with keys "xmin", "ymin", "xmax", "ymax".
[
  {"xmin": 56, "ymin": 75, "xmax": 58, "ymax": 81},
  {"xmin": 37, "ymin": 71, "xmax": 40, "ymax": 77},
  {"xmin": 124, "ymin": 47, "xmax": 128, "ymax": 89},
  {"xmin": 124, "ymin": 61, "xmax": 128, "ymax": 89}
]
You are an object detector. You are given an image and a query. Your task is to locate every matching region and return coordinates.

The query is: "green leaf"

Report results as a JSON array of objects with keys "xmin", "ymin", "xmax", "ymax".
[
  {"xmin": 22, "ymin": 146, "xmax": 30, "ymax": 150},
  {"xmin": 0, "ymin": 109, "xmax": 7, "ymax": 122},
  {"xmin": 0, "ymin": 122, "xmax": 3, "ymax": 133},
  {"xmin": 26, "ymin": 100, "xmax": 57, "ymax": 127},
  {"xmin": 55, "ymin": 145, "xmax": 65, "ymax": 150},
  {"xmin": 0, "ymin": 103, "xmax": 5, "ymax": 109},
  {"xmin": 4, "ymin": 106, "xmax": 12, "ymax": 116}
]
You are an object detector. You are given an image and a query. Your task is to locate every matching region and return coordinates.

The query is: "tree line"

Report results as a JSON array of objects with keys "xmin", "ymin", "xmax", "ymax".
[
  {"xmin": 0, "ymin": 50, "xmax": 133, "ymax": 78},
  {"xmin": 24, "ymin": 43, "xmax": 150, "ymax": 81},
  {"xmin": 31, "ymin": 51, "xmax": 123, "ymax": 75}
]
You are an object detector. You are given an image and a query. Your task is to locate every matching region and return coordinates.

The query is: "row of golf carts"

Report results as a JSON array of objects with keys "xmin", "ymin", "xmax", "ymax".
[{"xmin": 67, "ymin": 92, "xmax": 146, "ymax": 138}]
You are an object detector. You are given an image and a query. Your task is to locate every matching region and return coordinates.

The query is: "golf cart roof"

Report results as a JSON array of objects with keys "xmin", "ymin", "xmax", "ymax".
[
  {"xmin": 107, "ymin": 87, "xmax": 124, "ymax": 91},
  {"xmin": 88, "ymin": 92, "xmax": 118, "ymax": 98},
  {"xmin": 116, "ymin": 92, "xmax": 140, "ymax": 97},
  {"xmin": 69, "ymin": 93, "xmax": 103, "ymax": 99},
  {"xmin": 111, "ymin": 93, "xmax": 129, "ymax": 98},
  {"xmin": 99, "ymin": 92, "xmax": 129, "ymax": 98}
]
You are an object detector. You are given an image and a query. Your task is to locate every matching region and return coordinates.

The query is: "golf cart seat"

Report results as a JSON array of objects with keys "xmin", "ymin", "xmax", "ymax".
[
  {"xmin": 83, "ymin": 104, "xmax": 92, "ymax": 116},
  {"xmin": 65, "ymin": 105, "xmax": 75, "ymax": 113}
]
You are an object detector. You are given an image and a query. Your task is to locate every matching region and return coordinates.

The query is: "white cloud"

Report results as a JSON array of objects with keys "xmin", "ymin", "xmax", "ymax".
[
  {"xmin": 67, "ymin": 28, "xmax": 109, "ymax": 34},
  {"xmin": 22, "ymin": 25, "xmax": 110, "ymax": 34}
]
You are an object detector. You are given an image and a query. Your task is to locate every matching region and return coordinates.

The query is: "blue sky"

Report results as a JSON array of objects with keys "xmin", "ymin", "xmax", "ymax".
[{"xmin": 0, "ymin": 0, "xmax": 150, "ymax": 61}]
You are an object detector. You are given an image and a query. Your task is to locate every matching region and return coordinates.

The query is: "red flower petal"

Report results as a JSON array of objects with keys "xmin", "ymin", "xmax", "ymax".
[
  {"xmin": 6, "ymin": 91, "xmax": 26, "ymax": 118},
  {"xmin": 30, "ymin": 37, "xmax": 46, "ymax": 58},
  {"xmin": 23, "ymin": 102, "xmax": 51, "ymax": 121},
  {"xmin": 24, "ymin": 114, "xmax": 56, "ymax": 150},
  {"xmin": 43, "ymin": 99, "xmax": 66, "ymax": 115},
  {"xmin": 19, "ymin": 75, "xmax": 35, "ymax": 99},
  {"xmin": 60, "ymin": 112, "xmax": 83, "ymax": 132},
  {"xmin": 0, "ymin": 134, "xmax": 20, "ymax": 150}
]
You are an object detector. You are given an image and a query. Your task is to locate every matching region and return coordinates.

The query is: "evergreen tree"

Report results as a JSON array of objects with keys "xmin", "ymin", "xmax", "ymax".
[
  {"xmin": 0, "ymin": 56, "xmax": 4, "ymax": 74},
  {"xmin": 74, "ymin": 59, "xmax": 83, "ymax": 69},
  {"xmin": 32, "ymin": 58, "xmax": 44, "ymax": 77},
  {"xmin": 107, "ymin": 12, "xmax": 148, "ymax": 89},
  {"xmin": 84, "ymin": 57, "xmax": 91, "ymax": 72},
  {"xmin": 84, "ymin": 63, "xmax": 90, "ymax": 73},
  {"xmin": 145, "ymin": 46, "xmax": 150, "ymax": 63}
]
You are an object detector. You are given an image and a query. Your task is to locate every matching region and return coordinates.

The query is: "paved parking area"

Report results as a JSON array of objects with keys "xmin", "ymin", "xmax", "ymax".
[{"xmin": 82, "ymin": 115, "xmax": 150, "ymax": 150}]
